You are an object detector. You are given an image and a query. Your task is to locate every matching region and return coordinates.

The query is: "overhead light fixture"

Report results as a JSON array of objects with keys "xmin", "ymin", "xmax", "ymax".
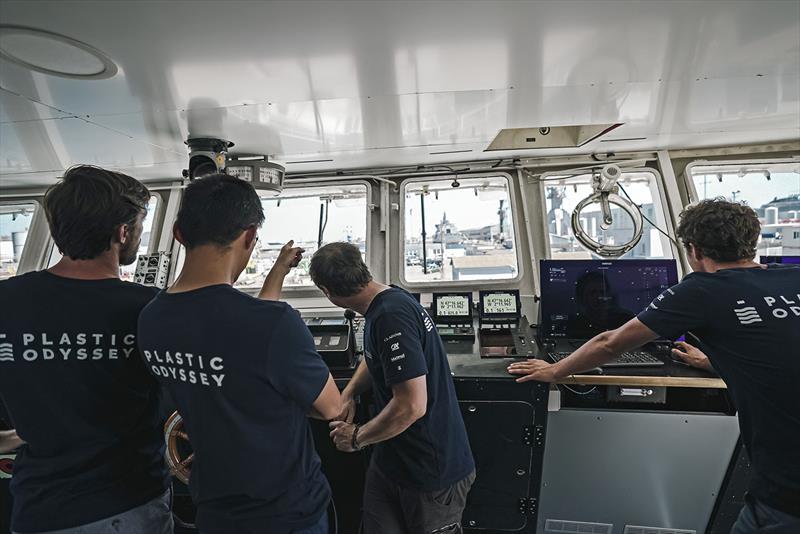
[
  {"xmin": 485, "ymin": 123, "xmax": 623, "ymax": 151},
  {"xmin": 0, "ymin": 24, "xmax": 118, "ymax": 79}
]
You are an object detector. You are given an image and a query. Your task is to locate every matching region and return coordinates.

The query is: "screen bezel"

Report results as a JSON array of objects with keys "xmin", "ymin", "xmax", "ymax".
[
  {"xmin": 478, "ymin": 289, "xmax": 521, "ymax": 319},
  {"xmin": 432, "ymin": 292, "xmax": 474, "ymax": 322},
  {"xmin": 538, "ymin": 259, "xmax": 679, "ymax": 340}
]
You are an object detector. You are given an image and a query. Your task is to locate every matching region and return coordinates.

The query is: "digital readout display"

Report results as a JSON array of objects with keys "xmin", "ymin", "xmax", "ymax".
[
  {"xmin": 483, "ymin": 293, "xmax": 518, "ymax": 315},
  {"xmin": 436, "ymin": 295, "xmax": 471, "ymax": 317}
]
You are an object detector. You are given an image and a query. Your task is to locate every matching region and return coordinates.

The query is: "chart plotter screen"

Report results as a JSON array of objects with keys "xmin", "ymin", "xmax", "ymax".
[
  {"xmin": 434, "ymin": 294, "xmax": 471, "ymax": 318},
  {"xmin": 539, "ymin": 259, "xmax": 678, "ymax": 339},
  {"xmin": 479, "ymin": 290, "xmax": 521, "ymax": 319}
]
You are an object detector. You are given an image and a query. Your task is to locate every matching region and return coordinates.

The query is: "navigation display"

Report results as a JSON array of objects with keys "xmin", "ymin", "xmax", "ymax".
[
  {"xmin": 539, "ymin": 259, "xmax": 678, "ymax": 339},
  {"xmin": 480, "ymin": 290, "xmax": 520, "ymax": 317},
  {"xmin": 760, "ymin": 255, "xmax": 800, "ymax": 264},
  {"xmin": 434, "ymin": 293, "xmax": 472, "ymax": 320}
]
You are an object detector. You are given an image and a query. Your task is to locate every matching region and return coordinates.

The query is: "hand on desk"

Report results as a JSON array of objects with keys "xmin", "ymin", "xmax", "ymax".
[
  {"xmin": 507, "ymin": 359, "xmax": 558, "ymax": 383},
  {"xmin": 671, "ymin": 342, "xmax": 713, "ymax": 371}
]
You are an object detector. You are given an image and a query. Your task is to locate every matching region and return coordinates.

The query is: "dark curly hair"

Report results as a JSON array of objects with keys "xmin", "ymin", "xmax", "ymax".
[
  {"xmin": 44, "ymin": 165, "xmax": 150, "ymax": 260},
  {"xmin": 676, "ymin": 198, "xmax": 761, "ymax": 262},
  {"xmin": 309, "ymin": 242, "xmax": 372, "ymax": 297}
]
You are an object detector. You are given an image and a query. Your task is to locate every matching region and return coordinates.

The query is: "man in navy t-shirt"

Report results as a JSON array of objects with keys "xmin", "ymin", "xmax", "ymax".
[
  {"xmin": 138, "ymin": 174, "xmax": 342, "ymax": 534},
  {"xmin": 0, "ymin": 166, "xmax": 171, "ymax": 534},
  {"xmin": 309, "ymin": 242, "xmax": 475, "ymax": 534},
  {"xmin": 509, "ymin": 199, "xmax": 800, "ymax": 531}
]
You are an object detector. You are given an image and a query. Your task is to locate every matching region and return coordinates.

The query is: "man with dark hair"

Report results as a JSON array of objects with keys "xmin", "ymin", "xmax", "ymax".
[
  {"xmin": 310, "ymin": 242, "xmax": 475, "ymax": 534},
  {"xmin": 138, "ymin": 174, "xmax": 342, "ymax": 534},
  {"xmin": 0, "ymin": 165, "xmax": 172, "ymax": 533},
  {"xmin": 509, "ymin": 198, "xmax": 800, "ymax": 531}
]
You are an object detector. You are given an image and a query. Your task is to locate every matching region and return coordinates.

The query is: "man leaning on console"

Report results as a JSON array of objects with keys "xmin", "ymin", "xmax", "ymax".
[{"xmin": 0, "ymin": 165, "xmax": 797, "ymax": 534}]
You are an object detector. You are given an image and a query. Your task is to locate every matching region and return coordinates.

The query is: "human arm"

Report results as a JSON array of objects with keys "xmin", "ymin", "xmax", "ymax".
[
  {"xmin": 509, "ymin": 278, "xmax": 710, "ymax": 382},
  {"xmin": 257, "ymin": 240, "xmax": 305, "ymax": 301},
  {"xmin": 508, "ymin": 318, "xmax": 660, "ymax": 382},
  {"xmin": 330, "ymin": 306, "xmax": 428, "ymax": 451},
  {"xmin": 671, "ymin": 341, "xmax": 714, "ymax": 371},
  {"xmin": 308, "ymin": 374, "xmax": 344, "ymax": 420},
  {"xmin": 330, "ymin": 375, "xmax": 427, "ymax": 451},
  {"xmin": 334, "ymin": 358, "xmax": 373, "ymax": 423},
  {"xmin": 0, "ymin": 430, "xmax": 23, "ymax": 453},
  {"xmin": 267, "ymin": 309, "xmax": 342, "ymax": 419}
]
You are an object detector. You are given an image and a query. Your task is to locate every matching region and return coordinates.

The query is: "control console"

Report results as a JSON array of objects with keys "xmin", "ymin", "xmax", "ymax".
[{"xmin": 431, "ymin": 292, "xmax": 475, "ymax": 341}]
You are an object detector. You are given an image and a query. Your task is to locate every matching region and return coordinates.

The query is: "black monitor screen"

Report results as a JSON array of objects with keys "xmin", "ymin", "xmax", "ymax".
[
  {"xmin": 539, "ymin": 259, "xmax": 679, "ymax": 339},
  {"xmin": 760, "ymin": 255, "xmax": 800, "ymax": 264},
  {"xmin": 433, "ymin": 293, "xmax": 472, "ymax": 321}
]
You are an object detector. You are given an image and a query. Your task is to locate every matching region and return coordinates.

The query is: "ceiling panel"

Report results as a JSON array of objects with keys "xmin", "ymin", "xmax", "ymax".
[{"xmin": 0, "ymin": 0, "xmax": 797, "ymax": 187}]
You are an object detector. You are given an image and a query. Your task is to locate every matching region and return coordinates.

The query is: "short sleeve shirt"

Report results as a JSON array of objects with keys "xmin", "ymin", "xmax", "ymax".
[
  {"xmin": 637, "ymin": 265, "xmax": 800, "ymax": 515},
  {"xmin": 0, "ymin": 271, "xmax": 167, "ymax": 532},
  {"xmin": 137, "ymin": 285, "xmax": 331, "ymax": 532},
  {"xmin": 363, "ymin": 286, "xmax": 474, "ymax": 491}
]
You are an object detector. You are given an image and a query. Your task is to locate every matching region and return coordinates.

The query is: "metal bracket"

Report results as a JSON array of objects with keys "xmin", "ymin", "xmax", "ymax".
[
  {"xmin": 518, "ymin": 497, "xmax": 538, "ymax": 516},
  {"xmin": 571, "ymin": 165, "xmax": 643, "ymax": 257}
]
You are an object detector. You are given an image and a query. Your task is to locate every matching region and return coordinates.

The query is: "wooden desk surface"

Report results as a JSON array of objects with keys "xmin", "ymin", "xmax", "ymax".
[{"xmin": 556, "ymin": 374, "xmax": 727, "ymax": 389}]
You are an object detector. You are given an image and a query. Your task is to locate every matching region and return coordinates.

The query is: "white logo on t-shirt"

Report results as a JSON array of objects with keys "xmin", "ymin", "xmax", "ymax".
[
  {"xmin": 734, "ymin": 300, "xmax": 763, "ymax": 325},
  {"xmin": 0, "ymin": 334, "xmax": 13, "ymax": 363}
]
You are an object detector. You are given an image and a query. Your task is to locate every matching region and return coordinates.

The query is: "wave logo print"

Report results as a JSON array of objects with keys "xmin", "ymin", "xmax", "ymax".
[
  {"xmin": 0, "ymin": 334, "xmax": 13, "ymax": 363},
  {"xmin": 734, "ymin": 301, "xmax": 763, "ymax": 325}
]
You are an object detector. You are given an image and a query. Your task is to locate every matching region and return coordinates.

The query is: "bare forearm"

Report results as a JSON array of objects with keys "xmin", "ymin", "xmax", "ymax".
[
  {"xmin": 258, "ymin": 266, "xmax": 290, "ymax": 300},
  {"xmin": 0, "ymin": 430, "xmax": 23, "ymax": 453},
  {"xmin": 552, "ymin": 325, "xmax": 656, "ymax": 379},
  {"xmin": 357, "ymin": 397, "xmax": 420, "ymax": 447},
  {"xmin": 342, "ymin": 359, "xmax": 372, "ymax": 398}
]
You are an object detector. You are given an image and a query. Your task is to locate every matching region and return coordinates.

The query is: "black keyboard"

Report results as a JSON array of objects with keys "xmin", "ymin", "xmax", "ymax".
[{"xmin": 547, "ymin": 350, "xmax": 664, "ymax": 368}]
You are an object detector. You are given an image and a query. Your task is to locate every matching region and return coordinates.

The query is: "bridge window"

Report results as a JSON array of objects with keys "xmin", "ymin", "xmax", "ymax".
[
  {"xmin": 403, "ymin": 176, "xmax": 519, "ymax": 283},
  {"xmin": 689, "ymin": 162, "xmax": 800, "ymax": 259},
  {"xmin": 0, "ymin": 203, "xmax": 37, "ymax": 280},
  {"xmin": 232, "ymin": 184, "xmax": 369, "ymax": 289},
  {"xmin": 171, "ymin": 184, "xmax": 369, "ymax": 290},
  {"xmin": 544, "ymin": 171, "xmax": 674, "ymax": 259},
  {"xmin": 47, "ymin": 195, "xmax": 160, "ymax": 282}
]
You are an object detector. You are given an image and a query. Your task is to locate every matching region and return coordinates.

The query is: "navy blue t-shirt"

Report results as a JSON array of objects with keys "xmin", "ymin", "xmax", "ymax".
[
  {"xmin": 637, "ymin": 265, "xmax": 800, "ymax": 516},
  {"xmin": 137, "ymin": 285, "xmax": 331, "ymax": 532},
  {"xmin": 363, "ymin": 286, "xmax": 474, "ymax": 491},
  {"xmin": 0, "ymin": 271, "xmax": 168, "ymax": 532}
]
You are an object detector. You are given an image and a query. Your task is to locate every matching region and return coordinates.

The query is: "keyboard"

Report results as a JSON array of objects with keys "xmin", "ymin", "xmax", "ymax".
[{"xmin": 547, "ymin": 350, "xmax": 664, "ymax": 368}]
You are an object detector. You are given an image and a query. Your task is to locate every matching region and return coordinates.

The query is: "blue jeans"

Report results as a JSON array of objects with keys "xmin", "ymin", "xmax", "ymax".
[
  {"xmin": 731, "ymin": 494, "xmax": 800, "ymax": 534},
  {"xmin": 13, "ymin": 489, "xmax": 173, "ymax": 534},
  {"xmin": 291, "ymin": 510, "xmax": 329, "ymax": 534}
]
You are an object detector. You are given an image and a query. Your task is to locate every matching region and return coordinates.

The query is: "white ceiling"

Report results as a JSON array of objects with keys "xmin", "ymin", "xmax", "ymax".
[{"xmin": 0, "ymin": 0, "xmax": 798, "ymax": 188}]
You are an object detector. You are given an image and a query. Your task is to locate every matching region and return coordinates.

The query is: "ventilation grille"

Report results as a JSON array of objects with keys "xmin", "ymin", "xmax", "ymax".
[
  {"xmin": 544, "ymin": 519, "xmax": 613, "ymax": 534},
  {"xmin": 623, "ymin": 526, "xmax": 696, "ymax": 534}
]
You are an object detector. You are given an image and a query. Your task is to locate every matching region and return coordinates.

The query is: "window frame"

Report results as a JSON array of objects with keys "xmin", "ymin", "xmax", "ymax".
[
  {"xmin": 398, "ymin": 172, "xmax": 524, "ymax": 289},
  {"xmin": 0, "ymin": 199, "xmax": 45, "ymax": 278},
  {"xmin": 242, "ymin": 179, "xmax": 373, "ymax": 294},
  {"xmin": 684, "ymin": 158, "xmax": 800, "ymax": 203},
  {"xmin": 538, "ymin": 166, "xmax": 679, "ymax": 261},
  {"xmin": 172, "ymin": 179, "xmax": 374, "ymax": 296}
]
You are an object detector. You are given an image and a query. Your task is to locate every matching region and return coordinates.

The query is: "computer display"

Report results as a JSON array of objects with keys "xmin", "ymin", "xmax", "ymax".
[
  {"xmin": 760, "ymin": 255, "xmax": 800, "ymax": 264},
  {"xmin": 539, "ymin": 259, "xmax": 678, "ymax": 339},
  {"xmin": 479, "ymin": 289, "xmax": 521, "ymax": 319},
  {"xmin": 433, "ymin": 293, "xmax": 472, "ymax": 322}
]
